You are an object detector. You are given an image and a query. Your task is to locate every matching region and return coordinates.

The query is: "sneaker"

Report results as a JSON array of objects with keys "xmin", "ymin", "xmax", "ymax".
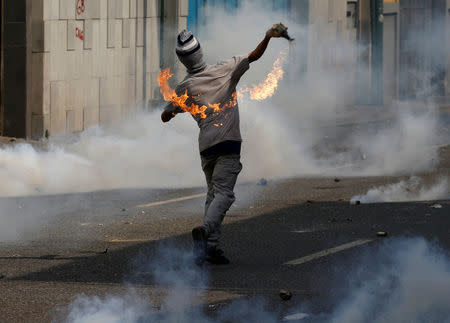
[
  {"xmin": 192, "ymin": 226, "xmax": 208, "ymax": 266},
  {"xmin": 206, "ymin": 247, "xmax": 230, "ymax": 265}
]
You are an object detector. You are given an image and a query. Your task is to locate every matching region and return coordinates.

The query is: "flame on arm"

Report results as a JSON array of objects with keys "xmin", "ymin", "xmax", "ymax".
[
  {"xmin": 238, "ymin": 53, "xmax": 286, "ymax": 101},
  {"xmin": 157, "ymin": 68, "xmax": 238, "ymax": 119},
  {"xmin": 157, "ymin": 50, "xmax": 286, "ymax": 120}
]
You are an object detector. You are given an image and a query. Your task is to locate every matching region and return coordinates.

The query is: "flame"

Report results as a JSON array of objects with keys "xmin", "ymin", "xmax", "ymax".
[
  {"xmin": 238, "ymin": 53, "xmax": 286, "ymax": 100},
  {"xmin": 208, "ymin": 103, "xmax": 221, "ymax": 113},
  {"xmin": 157, "ymin": 68, "xmax": 208, "ymax": 118},
  {"xmin": 158, "ymin": 51, "xmax": 286, "ymax": 119}
]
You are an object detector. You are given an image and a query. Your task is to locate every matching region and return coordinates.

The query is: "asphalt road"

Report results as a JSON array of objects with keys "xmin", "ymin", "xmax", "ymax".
[
  {"xmin": 0, "ymin": 108, "xmax": 449, "ymax": 322},
  {"xmin": 0, "ymin": 165, "xmax": 449, "ymax": 322}
]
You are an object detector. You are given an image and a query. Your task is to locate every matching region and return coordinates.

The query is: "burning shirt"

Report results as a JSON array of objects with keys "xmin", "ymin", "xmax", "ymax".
[{"xmin": 164, "ymin": 55, "xmax": 250, "ymax": 153}]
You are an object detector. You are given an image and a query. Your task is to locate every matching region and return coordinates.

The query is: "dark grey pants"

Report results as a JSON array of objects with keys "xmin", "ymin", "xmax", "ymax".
[{"xmin": 201, "ymin": 154, "xmax": 242, "ymax": 248}]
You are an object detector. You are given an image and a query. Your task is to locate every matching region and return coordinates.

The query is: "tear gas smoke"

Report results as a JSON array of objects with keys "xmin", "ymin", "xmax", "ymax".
[
  {"xmin": 0, "ymin": 1, "xmax": 445, "ymax": 198},
  {"xmin": 351, "ymin": 176, "xmax": 449, "ymax": 203},
  {"xmin": 64, "ymin": 245, "xmax": 278, "ymax": 323},
  {"xmin": 63, "ymin": 238, "xmax": 450, "ymax": 322},
  {"xmin": 64, "ymin": 293, "xmax": 150, "ymax": 323},
  {"xmin": 328, "ymin": 238, "xmax": 450, "ymax": 323},
  {"xmin": 0, "ymin": 114, "xmax": 200, "ymax": 197}
]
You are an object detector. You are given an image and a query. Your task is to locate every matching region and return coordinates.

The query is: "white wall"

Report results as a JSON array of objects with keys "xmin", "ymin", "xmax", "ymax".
[
  {"xmin": 301, "ymin": 0, "xmax": 356, "ymax": 107},
  {"xmin": 30, "ymin": 0, "xmax": 188, "ymax": 138}
]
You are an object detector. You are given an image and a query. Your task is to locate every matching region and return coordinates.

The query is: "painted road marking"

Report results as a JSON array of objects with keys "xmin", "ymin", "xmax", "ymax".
[
  {"xmin": 108, "ymin": 238, "xmax": 154, "ymax": 243},
  {"xmin": 283, "ymin": 313, "xmax": 310, "ymax": 321},
  {"xmin": 284, "ymin": 239, "xmax": 373, "ymax": 266},
  {"xmin": 134, "ymin": 163, "xmax": 355, "ymax": 209},
  {"xmin": 135, "ymin": 143, "xmax": 450, "ymax": 209},
  {"xmin": 136, "ymin": 193, "xmax": 206, "ymax": 208}
]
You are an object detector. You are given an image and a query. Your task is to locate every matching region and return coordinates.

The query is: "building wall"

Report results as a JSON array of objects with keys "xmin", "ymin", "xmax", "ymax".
[
  {"xmin": 355, "ymin": 0, "xmax": 372, "ymax": 105},
  {"xmin": 446, "ymin": 0, "xmax": 450, "ymax": 95},
  {"xmin": 383, "ymin": 0, "xmax": 449, "ymax": 101},
  {"xmin": 300, "ymin": 0, "xmax": 356, "ymax": 106},
  {"xmin": 383, "ymin": 0, "xmax": 400, "ymax": 104},
  {"xmin": 30, "ymin": 0, "xmax": 188, "ymax": 139}
]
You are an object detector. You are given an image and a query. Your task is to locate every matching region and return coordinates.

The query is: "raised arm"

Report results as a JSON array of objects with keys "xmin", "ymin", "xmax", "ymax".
[{"xmin": 248, "ymin": 25, "xmax": 284, "ymax": 63}]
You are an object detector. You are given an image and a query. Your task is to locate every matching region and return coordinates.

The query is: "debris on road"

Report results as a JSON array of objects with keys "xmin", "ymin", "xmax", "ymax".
[
  {"xmin": 207, "ymin": 303, "xmax": 227, "ymax": 311},
  {"xmin": 121, "ymin": 208, "xmax": 126, "ymax": 212},
  {"xmin": 124, "ymin": 221, "xmax": 132, "ymax": 225},
  {"xmin": 334, "ymin": 178, "xmax": 341, "ymax": 182},
  {"xmin": 141, "ymin": 210, "xmax": 145, "ymax": 215},
  {"xmin": 257, "ymin": 178, "xmax": 268, "ymax": 186},
  {"xmin": 97, "ymin": 223, "xmax": 104, "ymax": 227},
  {"xmin": 102, "ymin": 248, "xmax": 108, "ymax": 254},
  {"xmin": 377, "ymin": 231, "xmax": 388, "ymax": 237},
  {"xmin": 351, "ymin": 200, "xmax": 361, "ymax": 205},
  {"xmin": 279, "ymin": 289, "xmax": 293, "ymax": 300},
  {"xmin": 306, "ymin": 200, "xmax": 314, "ymax": 204},
  {"xmin": 0, "ymin": 274, "xmax": 5, "ymax": 280},
  {"xmin": 430, "ymin": 204, "xmax": 442, "ymax": 209}
]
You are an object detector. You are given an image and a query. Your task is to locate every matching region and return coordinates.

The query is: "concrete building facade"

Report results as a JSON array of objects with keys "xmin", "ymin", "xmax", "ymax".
[
  {"xmin": 289, "ymin": 0, "xmax": 364, "ymax": 106},
  {"xmin": 291, "ymin": 0, "xmax": 450, "ymax": 106},
  {"xmin": 1, "ymin": 0, "xmax": 188, "ymax": 139},
  {"xmin": 1, "ymin": 0, "xmax": 449, "ymax": 139},
  {"xmin": 383, "ymin": 0, "xmax": 450, "ymax": 104}
]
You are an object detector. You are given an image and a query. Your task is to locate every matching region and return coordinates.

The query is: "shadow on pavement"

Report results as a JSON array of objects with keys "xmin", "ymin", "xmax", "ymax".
[{"xmin": 8, "ymin": 201, "xmax": 449, "ymax": 296}]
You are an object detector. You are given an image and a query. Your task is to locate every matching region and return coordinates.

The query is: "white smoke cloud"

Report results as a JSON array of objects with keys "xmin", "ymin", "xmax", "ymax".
[
  {"xmin": 197, "ymin": 1, "xmax": 442, "ymax": 179},
  {"xmin": 0, "ymin": 112, "xmax": 201, "ymax": 197},
  {"xmin": 65, "ymin": 293, "xmax": 150, "ymax": 323},
  {"xmin": 63, "ymin": 245, "xmax": 278, "ymax": 323},
  {"xmin": 349, "ymin": 104, "xmax": 440, "ymax": 176},
  {"xmin": 0, "ymin": 1, "xmax": 444, "ymax": 198},
  {"xmin": 329, "ymin": 238, "xmax": 450, "ymax": 323},
  {"xmin": 351, "ymin": 176, "xmax": 449, "ymax": 203},
  {"xmin": 62, "ymin": 238, "xmax": 450, "ymax": 322}
]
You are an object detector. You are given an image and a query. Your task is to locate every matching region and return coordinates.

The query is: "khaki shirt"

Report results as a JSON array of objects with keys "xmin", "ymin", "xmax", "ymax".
[{"xmin": 165, "ymin": 55, "xmax": 250, "ymax": 152}]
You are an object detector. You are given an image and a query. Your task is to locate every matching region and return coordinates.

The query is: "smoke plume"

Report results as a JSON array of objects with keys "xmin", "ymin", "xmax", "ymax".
[
  {"xmin": 0, "ymin": 1, "xmax": 446, "ymax": 197},
  {"xmin": 328, "ymin": 238, "xmax": 450, "ymax": 323},
  {"xmin": 350, "ymin": 176, "xmax": 449, "ymax": 203},
  {"xmin": 63, "ymin": 238, "xmax": 450, "ymax": 322}
]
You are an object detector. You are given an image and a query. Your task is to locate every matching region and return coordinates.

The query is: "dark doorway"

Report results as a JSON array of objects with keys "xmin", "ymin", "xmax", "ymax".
[
  {"xmin": 1, "ymin": 0, "xmax": 4, "ymax": 136},
  {"xmin": 1, "ymin": 0, "xmax": 28, "ymax": 138}
]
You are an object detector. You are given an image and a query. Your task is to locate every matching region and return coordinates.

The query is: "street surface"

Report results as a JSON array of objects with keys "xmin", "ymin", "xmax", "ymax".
[{"xmin": 0, "ymin": 109, "xmax": 449, "ymax": 322}]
